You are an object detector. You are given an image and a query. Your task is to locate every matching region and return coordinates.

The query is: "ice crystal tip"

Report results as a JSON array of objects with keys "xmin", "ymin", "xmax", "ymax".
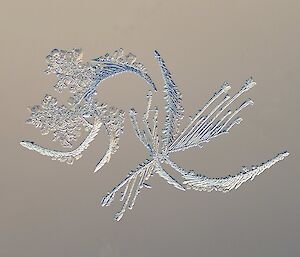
[
  {"xmin": 101, "ymin": 193, "xmax": 113, "ymax": 206},
  {"xmin": 20, "ymin": 141, "xmax": 33, "ymax": 149},
  {"xmin": 153, "ymin": 50, "xmax": 160, "ymax": 57},
  {"xmin": 50, "ymin": 48, "xmax": 59, "ymax": 56},
  {"xmin": 243, "ymin": 77, "xmax": 256, "ymax": 89},
  {"xmin": 143, "ymin": 183, "xmax": 152, "ymax": 189},
  {"xmin": 114, "ymin": 211, "xmax": 124, "ymax": 221},
  {"xmin": 247, "ymin": 99, "xmax": 254, "ymax": 105},
  {"xmin": 221, "ymin": 81, "xmax": 231, "ymax": 92},
  {"xmin": 279, "ymin": 151, "xmax": 290, "ymax": 158}
]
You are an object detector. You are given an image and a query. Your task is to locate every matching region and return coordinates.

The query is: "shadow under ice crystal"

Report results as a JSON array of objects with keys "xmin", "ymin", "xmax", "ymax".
[{"xmin": 21, "ymin": 48, "xmax": 289, "ymax": 221}]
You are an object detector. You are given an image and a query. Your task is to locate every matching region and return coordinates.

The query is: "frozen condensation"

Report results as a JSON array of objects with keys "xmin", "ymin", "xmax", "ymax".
[{"xmin": 21, "ymin": 49, "xmax": 289, "ymax": 221}]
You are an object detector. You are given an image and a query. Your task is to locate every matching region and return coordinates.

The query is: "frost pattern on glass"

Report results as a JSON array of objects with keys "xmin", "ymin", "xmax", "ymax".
[
  {"xmin": 21, "ymin": 49, "xmax": 289, "ymax": 221},
  {"xmin": 21, "ymin": 48, "xmax": 155, "ymax": 170},
  {"xmin": 101, "ymin": 51, "xmax": 289, "ymax": 221}
]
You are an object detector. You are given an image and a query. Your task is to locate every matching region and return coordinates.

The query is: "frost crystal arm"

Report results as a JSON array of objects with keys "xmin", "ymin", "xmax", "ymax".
[
  {"xmin": 45, "ymin": 48, "xmax": 156, "ymax": 105},
  {"xmin": 20, "ymin": 116, "xmax": 103, "ymax": 164},
  {"xmin": 168, "ymin": 78, "xmax": 256, "ymax": 153},
  {"xmin": 94, "ymin": 108, "xmax": 125, "ymax": 173},
  {"xmin": 83, "ymin": 48, "xmax": 156, "ymax": 101},
  {"xmin": 165, "ymin": 152, "xmax": 289, "ymax": 192},
  {"xmin": 128, "ymin": 108, "xmax": 152, "ymax": 153},
  {"xmin": 101, "ymin": 159, "xmax": 155, "ymax": 221},
  {"xmin": 154, "ymin": 51, "xmax": 184, "ymax": 150}
]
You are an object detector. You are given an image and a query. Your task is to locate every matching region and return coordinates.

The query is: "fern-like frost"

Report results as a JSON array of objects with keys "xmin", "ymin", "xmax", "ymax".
[{"xmin": 21, "ymin": 49, "xmax": 289, "ymax": 221}]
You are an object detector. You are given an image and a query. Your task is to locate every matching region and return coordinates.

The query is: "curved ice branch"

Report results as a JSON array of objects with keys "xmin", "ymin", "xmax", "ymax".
[
  {"xmin": 20, "ymin": 117, "xmax": 103, "ymax": 165},
  {"xmin": 82, "ymin": 49, "xmax": 157, "ymax": 101},
  {"xmin": 166, "ymin": 152, "xmax": 289, "ymax": 192},
  {"xmin": 93, "ymin": 126, "xmax": 122, "ymax": 173}
]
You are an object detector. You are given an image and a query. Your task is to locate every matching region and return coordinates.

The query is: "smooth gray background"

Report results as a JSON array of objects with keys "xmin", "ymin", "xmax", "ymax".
[{"xmin": 0, "ymin": 1, "xmax": 299, "ymax": 257}]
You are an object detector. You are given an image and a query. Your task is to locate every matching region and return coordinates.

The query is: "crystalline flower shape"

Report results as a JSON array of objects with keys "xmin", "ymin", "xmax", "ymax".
[
  {"xmin": 101, "ymin": 51, "xmax": 289, "ymax": 221},
  {"xmin": 21, "ymin": 48, "xmax": 289, "ymax": 222}
]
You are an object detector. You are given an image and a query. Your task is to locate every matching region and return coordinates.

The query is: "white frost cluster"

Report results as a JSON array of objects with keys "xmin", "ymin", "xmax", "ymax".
[{"xmin": 21, "ymin": 48, "xmax": 155, "ymax": 170}]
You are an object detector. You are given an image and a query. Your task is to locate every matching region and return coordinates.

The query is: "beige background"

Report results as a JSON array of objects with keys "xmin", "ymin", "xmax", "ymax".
[{"xmin": 0, "ymin": 1, "xmax": 299, "ymax": 257}]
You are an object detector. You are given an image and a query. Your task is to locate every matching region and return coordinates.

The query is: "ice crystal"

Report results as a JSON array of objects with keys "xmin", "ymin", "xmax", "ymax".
[
  {"xmin": 21, "ymin": 48, "xmax": 155, "ymax": 169},
  {"xmin": 101, "ymin": 51, "xmax": 289, "ymax": 221},
  {"xmin": 21, "ymin": 49, "xmax": 289, "ymax": 221}
]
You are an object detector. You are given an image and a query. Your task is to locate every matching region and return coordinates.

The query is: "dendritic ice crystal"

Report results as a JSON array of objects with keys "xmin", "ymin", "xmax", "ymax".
[
  {"xmin": 21, "ymin": 48, "xmax": 289, "ymax": 221},
  {"xmin": 21, "ymin": 48, "xmax": 155, "ymax": 170}
]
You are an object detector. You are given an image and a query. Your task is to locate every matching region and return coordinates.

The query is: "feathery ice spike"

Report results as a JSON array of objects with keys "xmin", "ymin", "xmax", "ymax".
[{"xmin": 154, "ymin": 50, "xmax": 184, "ymax": 150}]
